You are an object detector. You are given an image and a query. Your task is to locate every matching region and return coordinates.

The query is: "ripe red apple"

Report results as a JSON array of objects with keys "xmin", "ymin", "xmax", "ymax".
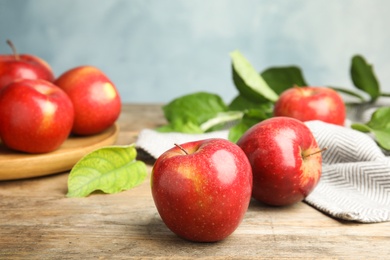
[
  {"xmin": 54, "ymin": 65, "xmax": 121, "ymax": 135},
  {"xmin": 237, "ymin": 117, "xmax": 322, "ymax": 206},
  {"xmin": 273, "ymin": 86, "xmax": 346, "ymax": 126},
  {"xmin": 0, "ymin": 40, "xmax": 55, "ymax": 90},
  {"xmin": 0, "ymin": 79, "xmax": 74, "ymax": 153},
  {"xmin": 151, "ymin": 138, "xmax": 253, "ymax": 242}
]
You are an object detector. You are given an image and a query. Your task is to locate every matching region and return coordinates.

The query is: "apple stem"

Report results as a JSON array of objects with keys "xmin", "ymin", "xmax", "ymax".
[
  {"xmin": 6, "ymin": 39, "xmax": 20, "ymax": 60},
  {"xmin": 174, "ymin": 143, "xmax": 189, "ymax": 155},
  {"xmin": 304, "ymin": 147, "xmax": 328, "ymax": 158}
]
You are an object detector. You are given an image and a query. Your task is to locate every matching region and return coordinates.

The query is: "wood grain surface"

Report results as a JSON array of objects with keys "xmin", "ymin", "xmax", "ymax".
[
  {"xmin": 0, "ymin": 104, "xmax": 389, "ymax": 259},
  {"xmin": 0, "ymin": 124, "xmax": 119, "ymax": 181}
]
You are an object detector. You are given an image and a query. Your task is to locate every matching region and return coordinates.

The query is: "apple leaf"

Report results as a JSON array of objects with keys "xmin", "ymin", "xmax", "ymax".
[
  {"xmin": 156, "ymin": 120, "xmax": 203, "ymax": 134},
  {"xmin": 351, "ymin": 107, "xmax": 390, "ymax": 150},
  {"xmin": 261, "ymin": 66, "xmax": 308, "ymax": 94},
  {"xmin": 230, "ymin": 50, "xmax": 279, "ymax": 103},
  {"xmin": 228, "ymin": 94, "xmax": 272, "ymax": 112},
  {"xmin": 227, "ymin": 95, "xmax": 273, "ymax": 142},
  {"xmin": 156, "ymin": 92, "xmax": 228, "ymax": 133},
  {"xmin": 200, "ymin": 111, "xmax": 244, "ymax": 132},
  {"xmin": 329, "ymin": 86, "xmax": 366, "ymax": 102},
  {"xmin": 350, "ymin": 55, "xmax": 380, "ymax": 102},
  {"xmin": 350, "ymin": 123, "xmax": 371, "ymax": 133},
  {"xmin": 67, "ymin": 144, "xmax": 147, "ymax": 198},
  {"xmin": 228, "ymin": 108, "xmax": 272, "ymax": 143}
]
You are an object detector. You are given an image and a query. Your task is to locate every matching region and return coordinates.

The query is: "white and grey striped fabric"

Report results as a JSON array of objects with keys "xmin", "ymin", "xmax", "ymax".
[
  {"xmin": 136, "ymin": 120, "xmax": 390, "ymax": 223},
  {"xmin": 304, "ymin": 121, "xmax": 390, "ymax": 223}
]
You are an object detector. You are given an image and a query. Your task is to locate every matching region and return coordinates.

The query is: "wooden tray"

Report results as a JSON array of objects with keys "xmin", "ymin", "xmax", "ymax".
[{"xmin": 0, "ymin": 123, "xmax": 119, "ymax": 181}]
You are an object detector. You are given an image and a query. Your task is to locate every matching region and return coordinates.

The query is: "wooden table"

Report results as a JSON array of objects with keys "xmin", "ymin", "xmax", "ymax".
[{"xmin": 1, "ymin": 104, "xmax": 389, "ymax": 259}]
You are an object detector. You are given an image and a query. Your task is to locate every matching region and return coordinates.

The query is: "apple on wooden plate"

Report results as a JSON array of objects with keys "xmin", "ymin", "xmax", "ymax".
[
  {"xmin": 0, "ymin": 79, "xmax": 74, "ymax": 154},
  {"xmin": 0, "ymin": 40, "xmax": 54, "ymax": 90},
  {"xmin": 55, "ymin": 66, "xmax": 121, "ymax": 136}
]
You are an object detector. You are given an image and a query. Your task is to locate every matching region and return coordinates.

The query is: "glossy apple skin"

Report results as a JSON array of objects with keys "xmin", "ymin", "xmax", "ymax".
[
  {"xmin": 273, "ymin": 86, "xmax": 346, "ymax": 126},
  {"xmin": 54, "ymin": 66, "xmax": 121, "ymax": 135},
  {"xmin": 0, "ymin": 54, "xmax": 55, "ymax": 90},
  {"xmin": 0, "ymin": 79, "xmax": 74, "ymax": 153},
  {"xmin": 151, "ymin": 138, "xmax": 253, "ymax": 242},
  {"xmin": 237, "ymin": 117, "xmax": 322, "ymax": 206}
]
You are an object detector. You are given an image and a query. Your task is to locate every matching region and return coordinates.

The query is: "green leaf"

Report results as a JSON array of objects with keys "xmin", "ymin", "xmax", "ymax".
[
  {"xmin": 261, "ymin": 66, "xmax": 308, "ymax": 95},
  {"xmin": 156, "ymin": 120, "xmax": 203, "ymax": 134},
  {"xmin": 67, "ymin": 145, "xmax": 147, "ymax": 198},
  {"xmin": 158, "ymin": 92, "xmax": 228, "ymax": 133},
  {"xmin": 228, "ymin": 122, "xmax": 253, "ymax": 144},
  {"xmin": 200, "ymin": 111, "xmax": 244, "ymax": 132},
  {"xmin": 351, "ymin": 107, "xmax": 390, "ymax": 150},
  {"xmin": 350, "ymin": 55, "xmax": 380, "ymax": 102},
  {"xmin": 350, "ymin": 123, "xmax": 371, "ymax": 133},
  {"xmin": 230, "ymin": 50, "xmax": 279, "ymax": 103},
  {"xmin": 228, "ymin": 94, "xmax": 272, "ymax": 111},
  {"xmin": 227, "ymin": 94, "xmax": 273, "ymax": 142},
  {"xmin": 371, "ymin": 130, "xmax": 390, "ymax": 151},
  {"xmin": 330, "ymin": 86, "xmax": 366, "ymax": 102},
  {"xmin": 366, "ymin": 106, "xmax": 390, "ymax": 130},
  {"xmin": 228, "ymin": 108, "xmax": 271, "ymax": 143}
]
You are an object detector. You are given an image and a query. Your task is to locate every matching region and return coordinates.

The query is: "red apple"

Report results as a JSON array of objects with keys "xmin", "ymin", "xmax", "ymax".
[
  {"xmin": 237, "ymin": 117, "xmax": 322, "ymax": 206},
  {"xmin": 0, "ymin": 79, "xmax": 74, "ymax": 153},
  {"xmin": 151, "ymin": 138, "xmax": 253, "ymax": 242},
  {"xmin": 273, "ymin": 86, "xmax": 346, "ymax": 126},
  {"xmin": 0, "ymin": 40, "xmax": 55, "ymax": 90},
  {"xmin": 54, "ymin": 66, "xmax": 121, "ymax": 135}
]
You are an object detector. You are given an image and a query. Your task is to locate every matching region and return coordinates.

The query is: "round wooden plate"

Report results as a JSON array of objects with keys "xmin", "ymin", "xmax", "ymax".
[{"xmin": 0, "ymin": 123, "xmax": 119, "ymax": 181}]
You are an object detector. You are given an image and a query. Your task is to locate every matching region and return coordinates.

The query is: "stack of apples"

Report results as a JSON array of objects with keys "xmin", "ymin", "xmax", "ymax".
[
  {"xmin": 151, "ymin": 80, "xmax": 346, "ymax": 242},
  {"xmin": 0, "ymin": 40, "xmax": 121, "ymax": 154}
]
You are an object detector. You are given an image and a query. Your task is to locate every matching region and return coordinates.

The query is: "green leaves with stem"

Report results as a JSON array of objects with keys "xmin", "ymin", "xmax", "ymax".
[
  {"xmin": 337, "ymin": 55, "xmax": 390, "ymax": 150},
  {"xmin": 336, "ymin": 55, "xmax": 381, "ymax": 102},
  {"xmin": 351, "ymin": 107, "xmax": 390, "ymax": 150},
  {"xmin": 157, "ymin": 50, "xmax": 312, "ymax": 142},
  {"xmin": 200, "ymin": 111, "xmax": 244, "ymax": 132},
  {"xmin": 67, "ymin": 144, "xmax": 147, "ymax": 198},
  {"xmin": 157, "ymin": 50, "xmax": 390, "ymax": 150},
  {"xmin": 157, "ymin": 51, "xmax": 283, "ymax": 141}
]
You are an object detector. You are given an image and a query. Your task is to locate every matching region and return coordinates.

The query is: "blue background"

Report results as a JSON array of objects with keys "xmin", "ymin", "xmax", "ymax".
[{"xmin": 1, "ymin": 0, "xmax": 389, "ymax": 103}]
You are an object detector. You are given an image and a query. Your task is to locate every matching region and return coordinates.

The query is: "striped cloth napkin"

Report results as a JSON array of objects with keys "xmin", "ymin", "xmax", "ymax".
[{"xmin": 136, "ymin": 120, "xmax": 390, "ymax": 223}]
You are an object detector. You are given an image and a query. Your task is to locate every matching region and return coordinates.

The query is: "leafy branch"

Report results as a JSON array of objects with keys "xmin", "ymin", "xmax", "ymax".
[{"xmin": 158, "ymin": 50, "xmax": 390, "ymax": 148}]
